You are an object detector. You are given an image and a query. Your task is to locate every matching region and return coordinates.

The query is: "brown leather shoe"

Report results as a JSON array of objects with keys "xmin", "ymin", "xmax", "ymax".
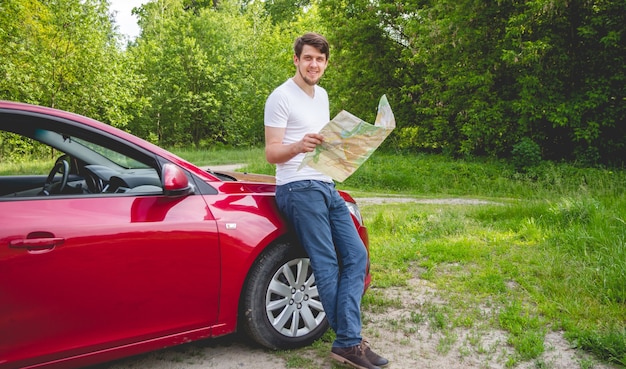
[
  {"xmin": 330, "ymin": 345, "xmax": 381, "ymax": 369},
  {"xmin": 361, "ymin": 340, "xmax": 389, "ymax": 367}
]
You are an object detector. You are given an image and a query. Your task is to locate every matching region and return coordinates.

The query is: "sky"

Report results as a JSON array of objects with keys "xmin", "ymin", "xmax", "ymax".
[{"xmin": 109, "ymin": 0, "xmax": 149, "ymax": 39}]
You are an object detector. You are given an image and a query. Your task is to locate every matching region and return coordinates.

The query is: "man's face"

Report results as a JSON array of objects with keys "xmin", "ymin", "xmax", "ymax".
[{"xmin": 294, "ymin": 44, "xmax": 328, "ymax": 86}]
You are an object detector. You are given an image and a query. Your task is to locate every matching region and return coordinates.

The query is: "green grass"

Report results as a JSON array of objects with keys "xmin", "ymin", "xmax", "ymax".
[
  {"xmin": 363, "ymin": 197, "xmax": 625, "ymax": 365},
  {"xmin": 172, "ymin": 147, "xmax": 626, "ymax": 366},
  {"xmin": 170, "ymin": 147, "xmax": 270, "ymax": 168},
  {"xmin": 0, "ymin": 157, "xmax": 54, "ymax": 175}
]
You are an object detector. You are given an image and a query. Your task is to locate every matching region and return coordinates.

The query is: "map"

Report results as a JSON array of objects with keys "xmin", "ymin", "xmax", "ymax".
[{"xmin": 298, "ymin": 95, "xmax": 395, "ymax": 182}]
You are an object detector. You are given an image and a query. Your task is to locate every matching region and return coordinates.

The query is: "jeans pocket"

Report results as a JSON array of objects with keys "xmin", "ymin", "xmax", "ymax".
[{"xmin": 285, "ymin": 180, "xmax": 314, "ymax": 192}]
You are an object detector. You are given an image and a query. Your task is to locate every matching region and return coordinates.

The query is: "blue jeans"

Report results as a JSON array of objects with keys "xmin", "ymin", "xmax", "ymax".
[{"xmin": 276, "ymin": 180, "xmax": 367, "ymax": 348}]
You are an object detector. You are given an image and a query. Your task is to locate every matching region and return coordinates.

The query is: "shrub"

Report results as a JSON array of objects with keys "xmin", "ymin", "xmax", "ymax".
[{"xmin": 511, "ymin": 138, "xmax": 542, "ymax": 172}]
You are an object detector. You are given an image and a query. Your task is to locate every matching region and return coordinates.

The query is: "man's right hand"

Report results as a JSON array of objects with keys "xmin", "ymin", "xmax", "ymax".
[{"xmin": 298, "ymin": 133, "xmax": 324, "ymax": 153}]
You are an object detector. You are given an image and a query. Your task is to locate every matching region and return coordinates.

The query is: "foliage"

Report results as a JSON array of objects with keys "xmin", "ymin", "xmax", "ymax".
[
  {"xmin": 316, "ymin": 0, "xmax": 406, "ymax": 123},
  {"xmin": 317, "ymin": 0, "xmax": 626, "ymax": 164},
  {"xmin": 0, "ymin": 0, "xmax": 142, "ymax": 127},
  {"xmin": 0, "ymin": 0, "xmax": 146, "ymax": 159},
  {"xmin": 2, "ymin": 0, "xmax": 624, "ymax": 164},
  {"xmin": 511, "ymin": 137, "xmax": 542, "ymax": 172},
  {"xmin": 128, "ymin": 0, "xmax": 311, "ymax": 147},
  {"xmin": 0, "ymin": 133, "xmax": 51, "ymax": 163}
]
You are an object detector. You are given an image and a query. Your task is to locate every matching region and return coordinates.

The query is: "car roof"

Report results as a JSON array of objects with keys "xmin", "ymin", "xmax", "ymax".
[{"xmin": 1, "ymin": 100, "xmax": 152, "ymax": 147}]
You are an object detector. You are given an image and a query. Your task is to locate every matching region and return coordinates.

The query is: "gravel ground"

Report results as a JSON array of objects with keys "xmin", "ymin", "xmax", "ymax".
[{"xmin": 101, "ymin": 276, "xmax": 615, "ymax": 369}]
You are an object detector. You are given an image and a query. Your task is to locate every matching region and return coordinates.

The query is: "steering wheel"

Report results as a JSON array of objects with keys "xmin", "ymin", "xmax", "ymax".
[{"xmin": 41, "ymin": 156, "xmax": 70, "ymax": 195}]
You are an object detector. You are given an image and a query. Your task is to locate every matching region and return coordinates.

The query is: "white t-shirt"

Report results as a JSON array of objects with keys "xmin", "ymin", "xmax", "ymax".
[{"xmin": 264, "ymin": 78, "xmax": 333, "ymax": 185}]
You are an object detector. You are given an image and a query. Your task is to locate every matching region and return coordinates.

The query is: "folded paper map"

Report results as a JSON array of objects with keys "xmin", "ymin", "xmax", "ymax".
[{"xmin": 298, "ymin": 95, "xmax": 395, "ymax": 182}]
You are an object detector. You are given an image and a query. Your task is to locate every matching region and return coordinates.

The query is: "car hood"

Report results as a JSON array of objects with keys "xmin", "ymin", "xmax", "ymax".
[{"xmin": 208, "ymin": 170, "xmax": 276, "ymax": 184}]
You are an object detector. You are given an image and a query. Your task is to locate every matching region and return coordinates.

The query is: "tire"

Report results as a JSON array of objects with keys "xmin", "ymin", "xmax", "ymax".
[{"xmin": 240, "ymin": 241, "xmax": 329, "ymax": 350}]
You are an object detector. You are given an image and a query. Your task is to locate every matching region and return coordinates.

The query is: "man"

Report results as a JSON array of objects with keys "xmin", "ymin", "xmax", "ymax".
[{"xmin": 264, "ymin": 32, "xmax": 389, "ymax": 369}]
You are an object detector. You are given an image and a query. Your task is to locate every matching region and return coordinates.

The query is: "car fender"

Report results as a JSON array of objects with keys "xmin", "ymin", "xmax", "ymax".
[{"xmin": 202, "ymin": 182, "xmax": 291, "ymax": 336}]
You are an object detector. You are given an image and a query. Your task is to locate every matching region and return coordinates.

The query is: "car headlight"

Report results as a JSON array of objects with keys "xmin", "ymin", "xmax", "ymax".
[{"xmin": 345, "ymin": 201, "xmax": 364, "ymax": 226}]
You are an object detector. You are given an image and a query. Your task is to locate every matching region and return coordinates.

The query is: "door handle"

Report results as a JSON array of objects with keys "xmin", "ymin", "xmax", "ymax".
[{"xmin": 9, "ymin": 237, "xmax": 65, "ymax": 251}]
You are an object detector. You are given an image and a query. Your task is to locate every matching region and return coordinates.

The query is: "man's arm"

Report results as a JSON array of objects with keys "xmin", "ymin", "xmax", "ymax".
[{"xmin": 265, "ymin": 126, "xmax": 324, "ymax": 164}]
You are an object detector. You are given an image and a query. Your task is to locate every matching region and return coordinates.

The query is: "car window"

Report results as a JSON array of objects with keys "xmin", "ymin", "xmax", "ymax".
[
  {"xmin": 0, "ymin": 119, "xmax": 162, "ymax": 199},
  {"xmin": 0, "ymin": 132, "xmax": 54, "ymax": 176}
]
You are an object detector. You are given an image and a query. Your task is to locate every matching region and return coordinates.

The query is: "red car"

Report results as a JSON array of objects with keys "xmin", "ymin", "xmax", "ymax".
[{"xmin": 0, "ymin": 101, "xmax": 371, "ymax": 369}]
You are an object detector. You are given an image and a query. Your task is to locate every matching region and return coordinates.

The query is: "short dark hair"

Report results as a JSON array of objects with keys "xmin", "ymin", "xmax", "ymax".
[{"xmin": 294, "ymin": 32, "xmax": 329, "ymax": 60}]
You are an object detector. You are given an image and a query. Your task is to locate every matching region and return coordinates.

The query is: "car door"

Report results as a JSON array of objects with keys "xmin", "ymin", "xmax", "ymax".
[
  {"xmin": 0, "ymin": 131, "xmax": 221, "ymax": 367},
  {"xmin": 0, "ymin": 179, "xmax": 221, "ymax": 367}
]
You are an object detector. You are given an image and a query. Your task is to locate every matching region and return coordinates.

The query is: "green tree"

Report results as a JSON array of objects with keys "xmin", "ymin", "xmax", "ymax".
[
  {"xmin": 0, "ymin": 0, "xmax": 141, "ymax": 128},
  {"xmin": 502, "ymin": 0, "xmax": 626, "ymax": 164},
  {"xmin": 317, "ymin": 0, "xmax": 625, "ymax": 164},
  {"xmin": 3, "ymin": 0, "xmax": 623, "ymax": 164},
  {"xmin": 318, "ymin": 0, "xmax": 407, "ymax": 127},
  {"xmin": 129, "ymin": 0, "xmax": 298, "ymax": 147}
]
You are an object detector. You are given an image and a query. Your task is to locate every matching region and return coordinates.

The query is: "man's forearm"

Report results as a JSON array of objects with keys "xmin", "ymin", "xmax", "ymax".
[{"xmin": 265, "ymin": 143, "xmax": 300, "ymax": 164}]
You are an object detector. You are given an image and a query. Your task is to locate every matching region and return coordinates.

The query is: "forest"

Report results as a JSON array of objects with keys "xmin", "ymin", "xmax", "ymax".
[{"xmin": 1, "ymin": 0, "xmax": 625, "ymax": 166}]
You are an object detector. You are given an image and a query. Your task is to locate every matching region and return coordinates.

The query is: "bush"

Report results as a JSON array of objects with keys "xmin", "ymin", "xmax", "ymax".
[{"xmin": 511, "ymin": 138, "xmax": 542, "ymax": 172}]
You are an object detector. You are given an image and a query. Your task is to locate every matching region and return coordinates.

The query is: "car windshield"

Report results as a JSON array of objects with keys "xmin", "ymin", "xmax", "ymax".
[{"xmin": 71, "ymin": 136, "xmax": 149, "ymax": 169}]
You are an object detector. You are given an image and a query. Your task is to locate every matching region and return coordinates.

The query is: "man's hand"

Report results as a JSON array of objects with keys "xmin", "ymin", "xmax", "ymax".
[
  {"xmin": 265, "ymin": 127, "xmax": 324, "ymax": 164},
  {"xmin": 297, "ymin": 133, "xmax": 324, "ymax": 153}
]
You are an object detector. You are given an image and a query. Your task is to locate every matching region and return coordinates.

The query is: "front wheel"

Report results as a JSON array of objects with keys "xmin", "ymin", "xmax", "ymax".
[{"xmin": 240, "ymin": 242, "xmax": 328, "ymax": 349}]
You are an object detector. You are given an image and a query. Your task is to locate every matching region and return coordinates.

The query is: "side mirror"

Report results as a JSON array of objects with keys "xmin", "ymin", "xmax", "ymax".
[{"xmin": 162, "ymin": 163, "xmax": 194, "ymax": 197}]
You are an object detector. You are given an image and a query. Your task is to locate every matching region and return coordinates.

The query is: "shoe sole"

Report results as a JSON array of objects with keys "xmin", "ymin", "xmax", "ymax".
[
  {"xmin": 366, "ymin": 354, "xmax": 389, "ymax": 368},
  {"xmin": 330, "ymin": 352, "xmax": 378, "ymax": 369}
]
